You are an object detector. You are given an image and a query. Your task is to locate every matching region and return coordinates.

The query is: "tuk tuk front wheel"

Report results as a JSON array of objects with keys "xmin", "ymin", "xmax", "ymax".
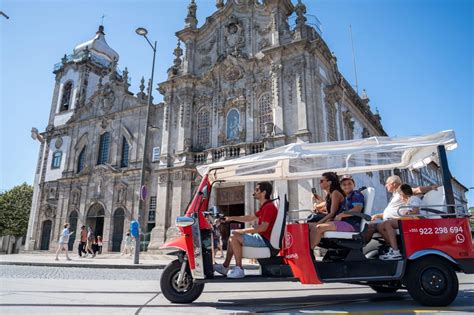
[
  {"xmin": 160, "ymin": 259, "xmax": 205, "ymax": 304},
  {"xmin": 405, "ymin": 256, "xmax": 458, "ymax": 306}
]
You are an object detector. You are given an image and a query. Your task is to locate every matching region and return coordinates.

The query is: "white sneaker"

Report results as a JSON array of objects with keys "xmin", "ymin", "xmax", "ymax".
[
  {"xmin": 227, "ymin": 266, "xmax": 245, "ymax": 279},
  {"xmin": 214, "ymin": 264, "xmax": 229, "ymax": 276},
  {"xmin": 379, "ymin": 248, "xmax": 402, "ymax": 260}
]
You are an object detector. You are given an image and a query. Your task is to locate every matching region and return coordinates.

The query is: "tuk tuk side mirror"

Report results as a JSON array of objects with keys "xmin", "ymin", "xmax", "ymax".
[{"xmin": 176, "ymin": 216, "xmax": 195, "ymax": 227}]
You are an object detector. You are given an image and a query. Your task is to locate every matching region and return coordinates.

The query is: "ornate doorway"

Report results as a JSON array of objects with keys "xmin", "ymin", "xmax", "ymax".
[
  {"xmin": 40, "ymin": 220, "xmax": 52, "ymax": 250},
  {"xmin": 216, "ymin": 186, "xmax": 245, "ymax": 250},
  {"xmin": 86, "ymin": 203, "xmax": 105, "ymax": 240},
  {"xmin": 111, "ymin": 208, "xmax": 125, "ymax": 252},
  {"xmin": 68, "ymin": 211, "xmax": 78, "ymax": 251}
]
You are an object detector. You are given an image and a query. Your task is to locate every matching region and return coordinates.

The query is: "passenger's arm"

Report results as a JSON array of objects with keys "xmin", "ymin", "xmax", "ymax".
[
  {"xmin": 413, "ymin": 184, "xmax": 439, "ymax": 195},
  {"xmin": 318, "ymin": 191, "xmax": 344, "ymax": 224},
  {"xmin": 335, "ymin": 204, "xmax": 363, "ymax": 221},
  {"xmin": 371, "ymin": 213, "xmax": 383, "ymax": 221},
  {"xmin": 313, "ymin": 201, "xmax": 327, "ymax": 213}
]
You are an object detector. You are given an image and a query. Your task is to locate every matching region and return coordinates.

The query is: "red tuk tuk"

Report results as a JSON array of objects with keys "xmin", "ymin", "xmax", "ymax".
[{"xmin": 159, "ymin": 130, "xmax": 473, "ymax": 306}]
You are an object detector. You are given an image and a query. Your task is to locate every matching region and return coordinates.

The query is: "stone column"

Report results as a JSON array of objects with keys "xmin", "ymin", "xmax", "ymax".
[
  {"xmin": 147, "ymin": 172, "xmax": 170, "ymax": 251},
  {"xmin": 270, "ymin": 61, "xmax": 284, "ymax": 136}
]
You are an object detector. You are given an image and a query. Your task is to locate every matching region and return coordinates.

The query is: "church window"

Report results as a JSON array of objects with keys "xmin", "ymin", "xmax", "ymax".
[
  {"xmin": 60, "ymin": 81, "xmax": 73, "ymax": 112},
  {"xmin": 152, "ymin": 147, "xmax": 161, "ymax": 162},
  {"xmin": 326, "ymin": 102, "xmax": 337, "ymax": 141},
  {"xmin": 197, "ymin": 109, "xmax": 210, "ymax": 148},
  {"xmin": 97, "ymin": 132, "xmax": 110, "ymax": 165},
  {"xmin": 51, "ymin": 151, "xmax": 62, "ymax": 169},
  {"xmin": 77, "ymin": 147, "xmax": 86, "ymax": 173},
  {"xmin": 226, "ymin": 109, "xmax": 240, "ymax": 141},
  {"xmin": 258, "ymin": 93, "xmax": 273, "ymax": 135},
  {"xmin": 343, "ymin": 111, "xmax": 354, "ymax": 140},
  {"xmin": 120, "ymin": 137, "xmax": 130, "ymax": 168}
]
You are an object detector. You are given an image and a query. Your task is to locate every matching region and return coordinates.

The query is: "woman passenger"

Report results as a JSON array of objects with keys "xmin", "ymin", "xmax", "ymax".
[
  {"xmin": 308, "ymin": 172, "xmax": 345, "ymax": 248},
  {"xmin": 309, "ymin": 175, "xmax": 364, "ymax": 248}
]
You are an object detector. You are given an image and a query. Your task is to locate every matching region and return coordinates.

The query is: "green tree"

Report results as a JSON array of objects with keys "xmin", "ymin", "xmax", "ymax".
[{"xmin": 0, "ymin": 183, "xmax": 33, "ymax": 237}]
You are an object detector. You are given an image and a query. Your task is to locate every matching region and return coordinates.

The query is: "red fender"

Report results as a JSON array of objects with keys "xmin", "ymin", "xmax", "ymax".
[
  {"xmin": 160, "ymin": 235, "xmax": 188, "ymax": 252},
  {"xmin": 159, "ymin": 226, "xmax": 196, "ymax": 269}
]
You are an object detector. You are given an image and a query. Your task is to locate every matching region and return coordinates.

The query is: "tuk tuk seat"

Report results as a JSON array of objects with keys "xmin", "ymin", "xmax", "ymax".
[
  {"xmin": 242, "ymin": 195, "xmax": 288, "ymax": 259},
  {"xmin": 322, "ymin": 187, "xmax": 375, "ymax": 240}
]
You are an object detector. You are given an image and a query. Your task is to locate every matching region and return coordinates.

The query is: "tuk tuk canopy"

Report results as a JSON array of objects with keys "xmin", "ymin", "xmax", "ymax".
[{"xmin": 197, "ymin": 130, "xmax": 457, "ymax": 183}]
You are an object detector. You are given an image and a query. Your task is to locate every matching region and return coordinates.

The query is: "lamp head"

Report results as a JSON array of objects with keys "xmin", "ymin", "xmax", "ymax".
[{"xmin": 135, "ymin": 27, "xmax": 148, "ymax": 36}]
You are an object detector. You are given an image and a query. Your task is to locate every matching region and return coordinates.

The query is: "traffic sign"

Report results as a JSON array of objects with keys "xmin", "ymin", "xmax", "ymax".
[{"xmin": 140, "ymin": 185, "xmax": 147, "ymax": 201}]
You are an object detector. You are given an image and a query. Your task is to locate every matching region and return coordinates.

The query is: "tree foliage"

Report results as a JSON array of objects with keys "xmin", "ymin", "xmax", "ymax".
[{"xmin": 0, "ymin": 183, "xmax": 33, "ymax": 236}]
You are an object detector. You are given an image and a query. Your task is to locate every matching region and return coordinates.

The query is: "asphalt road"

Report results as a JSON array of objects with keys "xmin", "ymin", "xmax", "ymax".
[{"xmin": 0, "ymin": 265, "xmax": 473, "ymax": 314}]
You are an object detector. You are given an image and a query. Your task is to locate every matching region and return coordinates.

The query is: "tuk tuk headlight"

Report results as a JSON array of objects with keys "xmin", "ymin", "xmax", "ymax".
[{"xmin": 176, "ymin": 216, "xmax": 195, "ymax": 227}]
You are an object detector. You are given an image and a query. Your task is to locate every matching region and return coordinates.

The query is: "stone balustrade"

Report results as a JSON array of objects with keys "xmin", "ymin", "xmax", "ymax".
[{"xmin": 193, "ymin": 142, "xmax": 265, "ymax": 165}]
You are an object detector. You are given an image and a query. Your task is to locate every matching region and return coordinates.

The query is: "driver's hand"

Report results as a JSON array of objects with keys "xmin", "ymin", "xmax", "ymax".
[
  {"xmin": 371, "ymin": 214, "xmax": 378, "ymax": 221},
  {"xmin": 224, "ymin": 216, "xmax": 232, "ymax": 222}
]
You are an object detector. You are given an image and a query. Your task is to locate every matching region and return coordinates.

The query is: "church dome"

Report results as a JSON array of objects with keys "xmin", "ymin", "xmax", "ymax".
[{"xmin": 73, "ymin": 25, "xmax": 119, "ymax": 62}]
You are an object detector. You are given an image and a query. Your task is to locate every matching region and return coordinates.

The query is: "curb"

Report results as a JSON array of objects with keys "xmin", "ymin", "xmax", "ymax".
[{"xmin": 0, "ymin": 261, "xmax": 260, "ymax": 270}]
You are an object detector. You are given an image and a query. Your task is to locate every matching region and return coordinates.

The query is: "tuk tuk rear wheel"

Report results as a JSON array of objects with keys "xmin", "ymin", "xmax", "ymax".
[
  {"xmin": 405, "ymin": 256, "xmax": 458, "ymax": 306},
  {"xmin": 160, "ymin": 259, "xmax": 205, "ymax": 304}
]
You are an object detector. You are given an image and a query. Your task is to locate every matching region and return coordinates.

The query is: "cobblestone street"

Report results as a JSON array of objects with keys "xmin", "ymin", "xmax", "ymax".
[
  {"xmin": 0, "ymin": 265, "xmax": 473, "ymax": 314},
  {"xmin": 0, "ymin": 265, "xmax": 162, "ymax": 281}
]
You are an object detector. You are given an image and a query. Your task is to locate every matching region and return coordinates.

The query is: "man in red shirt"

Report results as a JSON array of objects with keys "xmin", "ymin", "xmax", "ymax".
[{"xmin": 214, "ymin": 181, "xmax": 278, "ymax": 278}]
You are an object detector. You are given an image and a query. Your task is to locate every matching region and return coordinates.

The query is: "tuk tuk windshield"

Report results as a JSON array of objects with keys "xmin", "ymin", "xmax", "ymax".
[{"xmin": 197, "ymin": 130, "xmax": 457, "ymax": 183}]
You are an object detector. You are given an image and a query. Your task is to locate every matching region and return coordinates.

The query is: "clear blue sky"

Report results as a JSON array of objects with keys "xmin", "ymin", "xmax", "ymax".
[{"xmin": 1, "ymin": 0, "xmax": 472, "ymax": 205}]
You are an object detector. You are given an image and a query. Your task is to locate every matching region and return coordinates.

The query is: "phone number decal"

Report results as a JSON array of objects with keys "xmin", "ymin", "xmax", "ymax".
[{"xmin": 408, "ymin": 226, "xmax": 464, "ymax": 235}]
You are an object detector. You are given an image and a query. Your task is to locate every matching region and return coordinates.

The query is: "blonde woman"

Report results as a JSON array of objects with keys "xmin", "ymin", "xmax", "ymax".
[{"xmin": 55, "ymin": 223, "xmax": 73, "ymax": 261}]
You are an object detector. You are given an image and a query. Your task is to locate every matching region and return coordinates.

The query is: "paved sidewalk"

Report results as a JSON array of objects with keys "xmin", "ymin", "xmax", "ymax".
[{"xmin": 0, "ymin": 251, "xmax": 259, "ymax": 270}]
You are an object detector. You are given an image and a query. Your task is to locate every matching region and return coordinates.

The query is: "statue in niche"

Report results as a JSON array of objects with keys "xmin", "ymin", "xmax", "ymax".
[
  {"xmin": 117, "ymin": 186, "xmax": 127, "ymax": 204},
  {"xmin": 227, "ymin": 109, "xmax": 240, "ymax": 140}
]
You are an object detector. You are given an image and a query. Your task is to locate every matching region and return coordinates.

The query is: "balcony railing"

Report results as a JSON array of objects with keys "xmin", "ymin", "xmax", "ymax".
[{"xmin": 193, "ymin": 142, "xmax": 265, "ymax": 165}]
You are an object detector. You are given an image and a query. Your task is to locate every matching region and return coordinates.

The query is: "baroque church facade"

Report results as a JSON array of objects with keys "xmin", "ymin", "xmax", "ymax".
[{"xmin": 26, "ymin": 0, "xmax": 392, "ymax": 253}]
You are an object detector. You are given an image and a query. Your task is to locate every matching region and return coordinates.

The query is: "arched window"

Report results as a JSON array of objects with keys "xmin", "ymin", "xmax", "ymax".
[
  {"xmin": 51, "ymin": 151, "xmax": 62, "ymax": 169},
  {"xmin": 120, "ymin": 137, "xmax": 130, "ymax": 168},
  {"xmin": 196, "ymin": 109, "xmax": 210, "ymax": 148},
  {"xmin": 258, "ymin": 93, "xmax": 273, "ymax": 135},
  {"xmin": 60, "ymin": 81, "xmax": 73, "ymax": 112},
  {"xmin": 77, "ymin": 147, "xmax": 86, "ymax": 173},
  {"xmin": 97, "ymin": 132, "xmax": 110, "ymax": 165}
]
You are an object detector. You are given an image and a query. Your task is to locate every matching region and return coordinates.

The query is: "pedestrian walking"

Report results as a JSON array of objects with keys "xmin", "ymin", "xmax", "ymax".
[
  {"xmin": 78, "ymin": 225, "xmax": 87, "ymax": 257},
  {"xmin": 122, "ymin": 232, "xmax": 133, "ymax": 256},
  {"xmin": 86, "ymin": 226, "xmax": 96, "ymax": 258},
  {"xmin": 97, "ymin": 236, "xmax": 103, "ymax": 254},
  {"xmin": 55, "ymin": 223, "xmax": 73, "ymax": 261}
]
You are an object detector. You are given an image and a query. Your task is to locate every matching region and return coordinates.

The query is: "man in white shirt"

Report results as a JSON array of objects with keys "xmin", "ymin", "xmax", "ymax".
[
  {"xmin": 364, "ymin": 175, "xmax": 438, "ymax": 243},
  {"xmin": 371, "ymin": 175, "xmax": 438, "ymax": 221}
]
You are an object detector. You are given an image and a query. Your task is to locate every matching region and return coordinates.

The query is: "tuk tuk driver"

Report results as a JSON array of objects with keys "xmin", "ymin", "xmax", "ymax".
[{"xmin": 214, "ymin": 181, "xmax": 278, "ymax": 279}]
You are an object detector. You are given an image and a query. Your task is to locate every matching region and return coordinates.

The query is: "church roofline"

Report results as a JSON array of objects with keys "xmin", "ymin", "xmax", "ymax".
[{"xmin": 176, "ymin": 0, "xmax": 295, "ymax": 42}]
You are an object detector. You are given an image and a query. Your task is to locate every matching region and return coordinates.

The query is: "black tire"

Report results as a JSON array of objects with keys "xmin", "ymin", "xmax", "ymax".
[
  {"xmin": 160, "ymin": 259, "xmax": 205, "ymax": 304},
  {"xmin": 405, "ymin": 256, "xmax": 458, "ymax": 306}
]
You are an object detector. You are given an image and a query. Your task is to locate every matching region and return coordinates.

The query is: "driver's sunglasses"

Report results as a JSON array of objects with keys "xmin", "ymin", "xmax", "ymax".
[
  {"xmin": 319, "ymin": 179, "xmax": 327, "ymax": 183},
  {"xmin": 254, "ymin": 187, "xmax": 261, "ymax": 192}
]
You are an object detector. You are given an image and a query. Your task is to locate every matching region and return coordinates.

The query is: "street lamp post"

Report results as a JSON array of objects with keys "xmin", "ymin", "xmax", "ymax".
[{"xmin": 135, "ymin": 27, "xmax": 157, "ymax": 264}]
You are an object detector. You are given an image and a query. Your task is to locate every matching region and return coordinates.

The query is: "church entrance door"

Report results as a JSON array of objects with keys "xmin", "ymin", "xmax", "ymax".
[
  {"xmin": 40, "ymin": 220, "xmax": 52, "ymax": 250},
  {"xmin": 86, "ymin": 204, "xmax": 105, "ymax": 241},
  {"xmin": 216, "ymin": 186, "xmax": 245, "ymax": 250},
  {"xmin": 68, "ymin": 211, "xmax": 78, "ymax": 251},
  {"xmin": 111, "ymin": 208, "xmax": 125, "ymax": 252}
]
